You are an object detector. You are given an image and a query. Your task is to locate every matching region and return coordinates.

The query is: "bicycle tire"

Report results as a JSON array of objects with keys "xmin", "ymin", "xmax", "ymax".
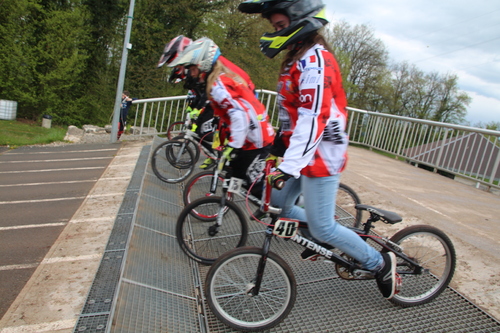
[
  {"xmin": 294, "ymin": 182, "xmax": 362, "ymax": 228},
  {"xmin": 182, "ymin": 171, "xmax": 233, "ymax": 220},
  {"xmin": 172, "ymin": 134, "xmax": 201, "ymax": 163},
  {"xmin": 336, "ymin": 183, "xmax": 362, "ymax": 228},
  {"xmin": 176, "ymin": 196, "xmax": 248, "ymax": 265},
  {"xmin": 386, "ymin": 225, "xmax": 456, "ymax": 307},
  {"xmin": 151, "ymin": 140, "xmax": 195, "ymax": 183},
  {"xmin": 206, "ymin": 247, "xmax": 296, "ymax": 332},
  {"xmin": 166, "ymin": 121, "xmax": 185, "ymax": 140}
]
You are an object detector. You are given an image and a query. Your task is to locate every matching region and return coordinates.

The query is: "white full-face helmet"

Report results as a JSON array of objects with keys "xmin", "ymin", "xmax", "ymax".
[{"xmin": 167, "ymin": 37, "xmax": 221, "ymax": 73}]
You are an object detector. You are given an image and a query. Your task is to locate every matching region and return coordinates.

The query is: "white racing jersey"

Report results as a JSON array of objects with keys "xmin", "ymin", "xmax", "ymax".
[{"xmin": 276, "ymin": 44, "xmax": 349, "ymax": 178}]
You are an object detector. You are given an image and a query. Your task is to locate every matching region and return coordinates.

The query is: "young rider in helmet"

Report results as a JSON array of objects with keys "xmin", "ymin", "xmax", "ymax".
[
  {"xmin": 158, "ymin": 35, "xmax": 217, "ymax": 168},
  {"xmin": 238, "ymin": 0, "xmax": 398, "ymax": 300},
  {"xmin": 159, "ymin": 36, "xmax": 259, "ymax": 169},
  {"xmin": 168, "ymin": 37, "xmax": 275, "ymax": 196}
]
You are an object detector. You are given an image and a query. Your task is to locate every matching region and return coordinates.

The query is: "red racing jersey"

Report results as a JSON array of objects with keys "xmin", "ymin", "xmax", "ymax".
[
  {"xmin": 275, "ymin": 44, "xmax": 348, "ymax": 178},
  {"xmin": 219, "ymin": 56, "xmax": 256, "ymax": 92},
  {"xmin": 210, "ymin": 72, "xmax": 275, "ymax": 150}
]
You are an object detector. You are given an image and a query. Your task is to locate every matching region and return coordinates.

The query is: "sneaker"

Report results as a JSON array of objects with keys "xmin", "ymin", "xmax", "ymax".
[
  {"xmin": 199, "ymin": 158, "xmax": 214, "ymax": 169},
  {"xmin": 375, "ymin": 252, "xmax": 397, "ymax": 299},
  {"xmin": 301, "ymin": 248, "xmax": 319, "ymax": 261}
]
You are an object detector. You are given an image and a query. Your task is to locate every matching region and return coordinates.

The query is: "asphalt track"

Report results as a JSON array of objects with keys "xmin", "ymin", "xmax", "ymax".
[{"xmin": 0, "ymin": 143, "xmax": 122, "ymax": 318}]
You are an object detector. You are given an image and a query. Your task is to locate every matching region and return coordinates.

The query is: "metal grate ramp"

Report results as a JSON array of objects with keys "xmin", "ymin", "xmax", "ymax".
[{"xmin": 77, "ymin": 136, "xmax": 500, "ymax": 332}]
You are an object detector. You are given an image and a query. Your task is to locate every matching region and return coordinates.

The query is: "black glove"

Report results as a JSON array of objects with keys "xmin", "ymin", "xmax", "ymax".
[{"xmin": 268, "ymin": 169, "xmax": 291, "ymax": 190}]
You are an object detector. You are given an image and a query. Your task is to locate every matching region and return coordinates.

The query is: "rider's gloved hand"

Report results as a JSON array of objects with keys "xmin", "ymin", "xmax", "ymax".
[
  {"xmin": 266, "ymin": 154, "xmax": 279, "ymax": 166},
  {"xmin": 268, "ymin": 169, "xmax": 291, "ymax": 190},
  {"xmin": 222, "ymin": 146, "xmax": 239, "ymax": 162},
  {"xmin": 189, "ymin": 107, "xmax": 201, "ymax": 118}
]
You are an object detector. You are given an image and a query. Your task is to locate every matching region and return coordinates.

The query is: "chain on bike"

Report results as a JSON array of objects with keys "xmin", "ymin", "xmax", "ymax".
[{"xmin": 335, "ymin": 253, "xmax": 374, "ymax": 280}]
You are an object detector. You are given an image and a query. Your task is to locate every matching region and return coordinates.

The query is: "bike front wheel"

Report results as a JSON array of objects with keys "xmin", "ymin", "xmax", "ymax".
[
  {"xmin": 176, "ymin": 196, "xmax": 248, "ymax": 265},
  {"xmin": 172, "ymin": 134, "xmax": 201, "ymax": 163},
  {"xmin": 206, "ymin": 247, "xmax": 297, "ymax": 332},
  {"xmin": 387, "ymin": 225, "xmax": 456, "ymax": 307},
  {"xmin": 183, "ymin": 170, "xmax": 231, "ymax": 206},
  {"xmin": 151, "ymin": 140, "xmax": 195, "ymax": 183}
]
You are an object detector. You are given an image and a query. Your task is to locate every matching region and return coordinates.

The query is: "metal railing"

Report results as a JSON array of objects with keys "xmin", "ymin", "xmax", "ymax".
[
  {"xmin": 347, "ymin": 107, "xmax": 500, "ymax": 190},
  {"xmin": 130, "ymin": 89, "xmax": 281, "ymax": 136},
  {"xmin": 131, "ymin": 90, "xmax": 500, "ymax": 190}
]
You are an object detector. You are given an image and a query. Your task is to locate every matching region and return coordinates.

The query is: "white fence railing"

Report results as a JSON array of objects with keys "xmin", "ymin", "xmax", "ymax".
[{"xmin": 131, "ymin": 90, "xmax": 500, "ymax": 190}]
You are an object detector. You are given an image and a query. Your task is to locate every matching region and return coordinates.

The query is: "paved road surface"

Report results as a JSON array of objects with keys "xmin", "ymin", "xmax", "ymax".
[{"xmin": 0, "ymin": 143, "xmax": 121, "ymax": 318}]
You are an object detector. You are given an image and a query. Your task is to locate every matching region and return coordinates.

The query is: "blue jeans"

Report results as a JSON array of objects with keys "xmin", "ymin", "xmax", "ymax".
[{"xmin": 271, "ymin": 174, "xmax": 383, "ymax": 271}]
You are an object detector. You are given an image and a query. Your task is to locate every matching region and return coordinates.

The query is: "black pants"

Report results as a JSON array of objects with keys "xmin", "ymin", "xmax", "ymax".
[{"xmin": 227, "ymin": 145, "xmax": 271, "ymax": 198}]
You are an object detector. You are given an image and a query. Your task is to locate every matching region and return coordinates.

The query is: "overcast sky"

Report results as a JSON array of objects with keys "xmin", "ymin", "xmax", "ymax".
[{"xmin": 323, "ymin": 0, "xmax": 500, "ymax": 126}]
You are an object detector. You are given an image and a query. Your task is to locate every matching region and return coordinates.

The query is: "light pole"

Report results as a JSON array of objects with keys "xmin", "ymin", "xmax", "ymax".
[{"xmin": 110, "ymin": 0, "xmax": 136, "ymax": 143}]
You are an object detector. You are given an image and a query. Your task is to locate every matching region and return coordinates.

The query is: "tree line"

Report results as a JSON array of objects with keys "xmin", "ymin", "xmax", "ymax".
[{"xmin": 2, "ymin": 0, "xmax": 489, "ymax": 128}]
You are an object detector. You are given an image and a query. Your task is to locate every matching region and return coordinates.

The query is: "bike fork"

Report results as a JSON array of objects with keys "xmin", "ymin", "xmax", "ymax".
[
  {"xmin": 251, "ymin": 227, "xmax": 274, "ymax": 296},
  {"xmin": 209, "ymin": 186, "xmax": 228, "ymax": 235},
  {"xmin": 175, "ymin": 141, "xmax": 188, "ymax": 162}
]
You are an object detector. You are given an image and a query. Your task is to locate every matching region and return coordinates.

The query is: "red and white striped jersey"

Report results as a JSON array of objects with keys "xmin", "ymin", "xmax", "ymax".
[
  {"xmin": 210, "ymin": 73, "xmax": 275, "ymax": 150},
  {"xmin": 275, "ymin": 44, "xmax": 348, "ymax": 178}
]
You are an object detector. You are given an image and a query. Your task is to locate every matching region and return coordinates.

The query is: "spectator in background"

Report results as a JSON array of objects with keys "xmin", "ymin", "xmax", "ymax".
[{"xmin": 118, "ymin": 91, "xmax": 134, "ymax": 140}]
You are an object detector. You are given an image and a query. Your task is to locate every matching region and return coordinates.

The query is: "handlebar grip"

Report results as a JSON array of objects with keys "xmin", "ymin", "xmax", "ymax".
[{"xmin": 274, "ymin": 179, "xmax": 285, "ymax": 190}]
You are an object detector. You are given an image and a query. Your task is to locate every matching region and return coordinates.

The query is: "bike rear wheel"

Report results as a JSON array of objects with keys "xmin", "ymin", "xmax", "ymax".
[
  {"xmin": 387, "ymin": 225, "xmax": 456, "ymax": 307},
  {"xmin": 151, "ymin": 140, "xmax": 195, "ymax": 183},
  {"xmin": 295, "ymin": 182, "xmax": 362, "ymax": 228},
  {"xmin": 336, "ymin": 183, "xmax": 362, "ymax": 228},
  {"xmin": 166, "ymin": 121, "xmax": 185, "ymax": 140},
  {"xmin": 176, "ymin": 196, "xmax": 248, "ymax": 265},
  {"xmin": 206, "ymin": 247, "xmax": 296, "ymax": 332}
]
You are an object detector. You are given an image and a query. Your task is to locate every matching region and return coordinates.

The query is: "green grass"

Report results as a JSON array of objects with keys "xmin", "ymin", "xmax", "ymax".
[{"xmin": 0, "ymin": 119, "xmax": 67, "ymax": 147}]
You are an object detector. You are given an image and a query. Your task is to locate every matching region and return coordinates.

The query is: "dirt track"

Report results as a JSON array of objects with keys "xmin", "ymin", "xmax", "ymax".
[{"xmin": 341, "ymin": 146, "xmax": 500, "ymax": 321}]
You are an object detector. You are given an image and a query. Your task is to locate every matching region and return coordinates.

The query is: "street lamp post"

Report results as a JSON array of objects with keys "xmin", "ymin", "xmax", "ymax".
[{"xmin": 110, "ymin": 0, "xmax": 136, "ymax": 143}]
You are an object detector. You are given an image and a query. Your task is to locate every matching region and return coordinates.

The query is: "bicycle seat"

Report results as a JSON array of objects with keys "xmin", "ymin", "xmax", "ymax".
[{"xmin": 355, "ymin": 204, "xmax": 402, "ymax": 224}]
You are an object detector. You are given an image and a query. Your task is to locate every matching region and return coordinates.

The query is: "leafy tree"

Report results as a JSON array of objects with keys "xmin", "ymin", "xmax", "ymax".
[
  {"xmin": 125, "ymin": 0, "xmax": 229, "ymax": 100},
  {"xmin": 0, "ymin": 0, "xmax": 40, "ymax": 119},
  {"xmin": 325, "ymin": 21, "xmax": 389, "ymax": 111},
  {"xmin": 80, "ymin": 0, "xmax": 127, "ymax": 126},
  {"xmin": 200, "ymin": 0, "xmax": 281, "ymax": 90},
  {"xmin": 0, "ymin": 0, "xmax": 89, "ymax": 125}
]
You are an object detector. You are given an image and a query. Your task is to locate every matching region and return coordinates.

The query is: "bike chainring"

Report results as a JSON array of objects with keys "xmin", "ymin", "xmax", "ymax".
[{"xmin": 335, "ymin": 253, "xmax": 374, "ymax": 280}]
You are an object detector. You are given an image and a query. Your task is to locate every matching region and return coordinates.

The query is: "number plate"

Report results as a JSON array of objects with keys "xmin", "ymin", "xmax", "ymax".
[
  {"xmin": 228, "ymin": 177, "xmax": 244, "ymax": 193},
  {"xmin": 273, "ymin": 218, "xmax": 299, "ymax": 238}
]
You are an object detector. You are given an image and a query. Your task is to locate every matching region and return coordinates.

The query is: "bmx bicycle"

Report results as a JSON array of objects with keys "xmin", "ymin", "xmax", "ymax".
[{"xmin": 203, "ymin": 159, "xmax": 456, "ymax": 332}]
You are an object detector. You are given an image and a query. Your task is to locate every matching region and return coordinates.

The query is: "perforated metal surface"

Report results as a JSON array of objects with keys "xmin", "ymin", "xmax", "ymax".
[
  {"xmin": 74, "ymin": 145, "xmax": 150, "ymax": 333},
  {"xmin": 78, "ymin": 136, "xmax": 500, "ymax": 332}
]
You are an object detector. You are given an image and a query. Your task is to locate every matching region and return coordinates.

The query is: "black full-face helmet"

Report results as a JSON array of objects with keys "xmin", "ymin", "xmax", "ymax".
[{"xmin": 238, "ymin": 0, "xmax": 328, "ymax": 58}]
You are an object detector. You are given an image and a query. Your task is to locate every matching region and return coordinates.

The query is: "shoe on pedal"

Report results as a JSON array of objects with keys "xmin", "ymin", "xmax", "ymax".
[
  {"xmin": 375, "ymin": 252, "xmax": 397, "ymax": 299},
  {"xmin": 301, "ymin": 248, "xmax": 319, "ymax": 261},
  {"xmin": 199, "ymin": 158, "xmax": 214, "ymax": 169}
]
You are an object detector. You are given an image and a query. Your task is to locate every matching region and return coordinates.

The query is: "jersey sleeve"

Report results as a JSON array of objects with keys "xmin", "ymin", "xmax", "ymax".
[{"xmin": 210, "ymin": 78, "xmax": 249, "ymax": 149}]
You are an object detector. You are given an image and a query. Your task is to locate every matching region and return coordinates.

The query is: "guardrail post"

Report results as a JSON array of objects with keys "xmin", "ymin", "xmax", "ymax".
[
  {"xmin": 489, "ymin": 137, "xmax": 500, "ymax": 185},
  {"xmin": 396, "ymin": 121, "xmax": 408, "ymax": 157},
  {"xmin": 369, "ymin": 116, "xmax": 380, "ymax": 149},
  {"xmin": 434, "ymin": 128, "xmax": 449, "ymax": 172}
]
